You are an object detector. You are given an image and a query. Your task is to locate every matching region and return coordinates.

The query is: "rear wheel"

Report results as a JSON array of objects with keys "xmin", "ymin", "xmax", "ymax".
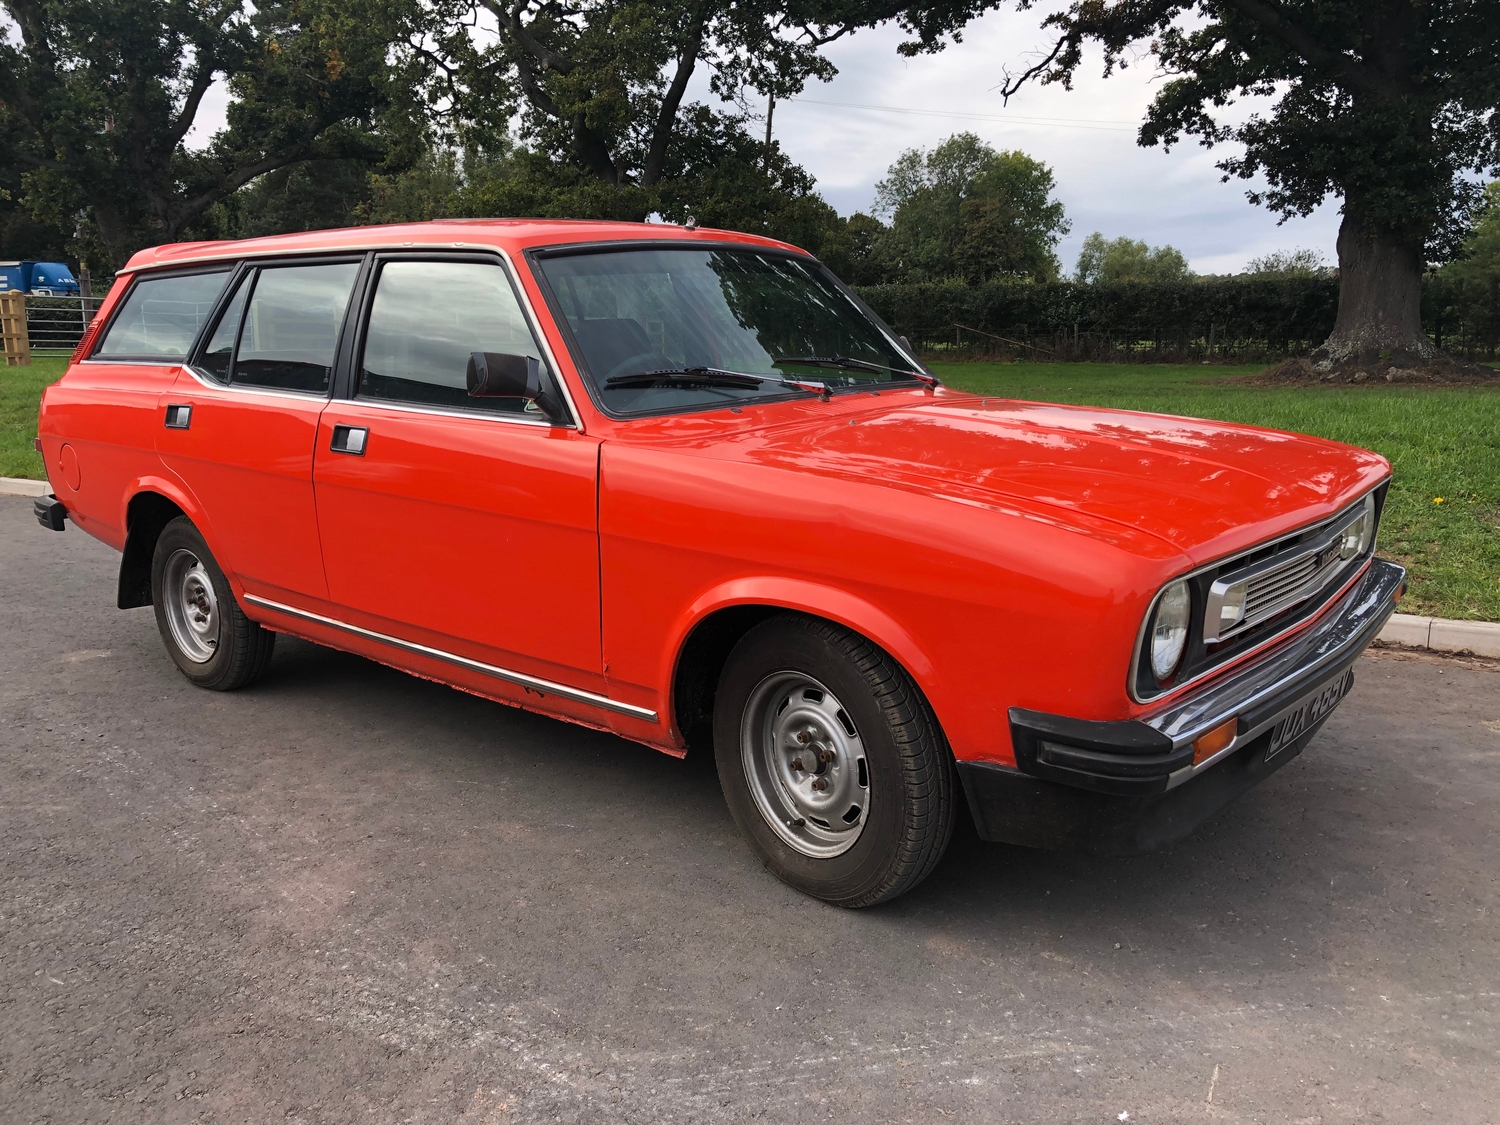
[
  {"xmin": 151, "ymin": 516, "xmax": 275, "ymax": 690},
  {"xmin": 713, "ymin": 614, "xmax": 956, "ymax": 907}
]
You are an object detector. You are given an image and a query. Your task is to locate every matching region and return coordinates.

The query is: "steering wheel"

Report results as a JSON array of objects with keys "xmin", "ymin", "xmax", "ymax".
[{"xmin": 601, "ymin": 350, "xmax": 678, "ymax": 383}]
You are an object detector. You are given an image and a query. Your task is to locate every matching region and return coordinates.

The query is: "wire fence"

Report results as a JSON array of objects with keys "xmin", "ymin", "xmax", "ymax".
[{"xmin": 25, "ymin": 295, "xmax": 107, "ymax": 354}]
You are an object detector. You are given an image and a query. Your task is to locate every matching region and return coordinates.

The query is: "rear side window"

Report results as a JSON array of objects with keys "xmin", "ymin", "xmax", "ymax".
[
  {"xmin": 232, "ymin": 263, "xmax": 360, "ymax": 393},
  {"xmin": 94, "ymin": 270, "xmax": 230, "ymax": 359},
  {"xmin": 357, "ymin": 259, "xmax": 548, "ymax": 415},
  {"xmin": 195, "ymin": 262, "xmax": 359, "ymax": 392}
]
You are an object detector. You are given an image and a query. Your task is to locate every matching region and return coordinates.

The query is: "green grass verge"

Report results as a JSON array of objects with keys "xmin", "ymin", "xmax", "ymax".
[
  {"xmin": 1, "ymin": 355, "xmax": 65, "ymax": 479},
  {"xmin": 934, "ymin": 361, "xmax": 1500, "ymax": 622},
  {"xmin": 5, "ymin": 355, "xmax": 1496, "ymax": 620}
]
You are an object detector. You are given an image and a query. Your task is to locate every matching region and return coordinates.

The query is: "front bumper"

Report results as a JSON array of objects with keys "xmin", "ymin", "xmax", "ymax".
[{"xmin": 958, "ymin": 557, "xmax": 1405, "ymax": 855}]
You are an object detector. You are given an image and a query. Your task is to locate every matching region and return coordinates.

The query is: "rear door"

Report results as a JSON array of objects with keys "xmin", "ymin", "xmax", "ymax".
[
  {"xmin": 156, "ymin": 256, "xmax": 365, "ymax": 602},
  {"xmin": 312, "ymin": 253, "xmax": 604, "ymax": 691}
]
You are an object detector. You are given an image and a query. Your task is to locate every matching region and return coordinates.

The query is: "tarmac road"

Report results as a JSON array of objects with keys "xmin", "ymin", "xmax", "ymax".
[{"xmin": 2, "ymin": 494, "xmax": 1498, "ymax": 1124}]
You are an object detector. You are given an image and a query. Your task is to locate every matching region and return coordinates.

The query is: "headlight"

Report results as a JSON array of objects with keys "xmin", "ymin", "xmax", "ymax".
[
  {"xmin": 1339, "ymin": 492, "xmax": 1377, "ymax": 559},
  {"xmin": 1149, "ymin": 580, "xmax": 1191, "ymax": 682}
]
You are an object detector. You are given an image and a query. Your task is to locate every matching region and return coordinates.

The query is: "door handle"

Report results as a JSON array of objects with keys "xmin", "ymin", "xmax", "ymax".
[
  {"xmin": 330, "ymin": 425, "xmax": 368, "ymax": 455},
  {"xmin": 164, "ymin": 404, "xmax": 192, "ymax": 429}
]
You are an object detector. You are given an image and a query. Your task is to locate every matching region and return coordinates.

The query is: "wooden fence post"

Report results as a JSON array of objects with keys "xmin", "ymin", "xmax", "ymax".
[{"xmin": 1, "ymin": 292, "xmax": 32, "ymax": 367}]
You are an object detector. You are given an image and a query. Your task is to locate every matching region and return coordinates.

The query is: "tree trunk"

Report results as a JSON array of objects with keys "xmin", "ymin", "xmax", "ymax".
[{"xmin": 1314, "ymin": 209, "xmax": 1435, "ymax": 367}]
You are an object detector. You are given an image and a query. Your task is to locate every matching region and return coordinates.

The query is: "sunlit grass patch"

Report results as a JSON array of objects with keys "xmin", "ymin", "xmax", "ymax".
[{"xmin": 0, "ymin": 356, "xmax": 66, "ymax": 479}]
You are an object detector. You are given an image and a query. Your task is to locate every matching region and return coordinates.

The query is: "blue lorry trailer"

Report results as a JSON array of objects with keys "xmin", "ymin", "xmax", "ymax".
[{"xmin": 0, "ymin": 261, "xmax": 81, "ymax": 296}]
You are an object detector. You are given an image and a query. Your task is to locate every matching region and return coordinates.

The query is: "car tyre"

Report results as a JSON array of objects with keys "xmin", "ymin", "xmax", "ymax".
[
  {"xmin": 151, "ymin": 516, "xmax": 275, "ymax": 690},
  {"xmin": 713, "ymin": 613, "xmax": 956, "ymax": 907}
]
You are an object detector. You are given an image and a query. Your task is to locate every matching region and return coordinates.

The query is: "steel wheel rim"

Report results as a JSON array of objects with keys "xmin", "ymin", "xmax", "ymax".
[
  {"xmin": 740, "ymin": 671, "xmax": 869, "ymax": 858},
  {"xmin": 163, "ymin": 549, "xmax": 220, "ymax": 664}
]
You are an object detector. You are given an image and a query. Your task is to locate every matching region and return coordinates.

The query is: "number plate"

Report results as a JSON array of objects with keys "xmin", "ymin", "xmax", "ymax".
[{"xmin": 1266, "ymin": 669, "xmax": 1354, "ymax": 761}]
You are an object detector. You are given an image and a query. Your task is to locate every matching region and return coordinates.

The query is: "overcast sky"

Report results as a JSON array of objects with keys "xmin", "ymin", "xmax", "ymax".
[
  {"xmin": 758, "ymin": 9, "xmax": 1341, "ymax": 275},
  {"xmin": 180, "ymin": 7, "xmax": 1343, "ymax": 275}
]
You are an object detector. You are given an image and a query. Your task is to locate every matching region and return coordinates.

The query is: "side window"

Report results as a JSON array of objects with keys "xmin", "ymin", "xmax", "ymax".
[
  {"xmin": 358, "ymin": 259, "xmax": 550, "ymax": 415},
  {"xmin": 233, "ymin": 262, "xmax": 359, "ymax": 393},
  {"xmin": 94, "ymin": 269, "xmax": 230, "ymax": 359},
  {"xmin": 196, "ymin": 272, "xmax": 250, "ymax": 383}
]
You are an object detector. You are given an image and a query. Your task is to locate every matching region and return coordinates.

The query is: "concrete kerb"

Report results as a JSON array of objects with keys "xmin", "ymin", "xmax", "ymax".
[
  {"xmin": 4, "ymin": 473, "xmax": 1497, "ymax": 658},
  {"xmin": 1, "ymin": 476, "xmax": 49, "ymax": 497}
]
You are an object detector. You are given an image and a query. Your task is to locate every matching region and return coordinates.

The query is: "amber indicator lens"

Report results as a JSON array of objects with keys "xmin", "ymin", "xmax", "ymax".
[{"xmin": 1192, "ymin": 718, "xmax": 1238, "ymax": 766}]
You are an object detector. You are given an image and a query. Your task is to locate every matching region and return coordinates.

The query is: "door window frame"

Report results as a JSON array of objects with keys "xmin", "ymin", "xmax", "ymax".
[
  {"xmin": 335, "ymin": 249, "xmax": 579, "ymax": 429},
  {"xmin": 183, "ymin": 252, "xmax": 372, "ymax": 399}
]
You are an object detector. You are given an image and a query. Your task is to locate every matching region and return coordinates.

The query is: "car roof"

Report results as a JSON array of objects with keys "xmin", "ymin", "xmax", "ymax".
[{"xmin": 118, "ymin": 219, "xmax": 809, "ymax": 274}]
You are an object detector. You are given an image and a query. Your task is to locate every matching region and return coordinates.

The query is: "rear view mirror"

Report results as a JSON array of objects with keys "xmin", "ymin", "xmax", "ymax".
[{"xmin": 467, "ymin": 352, "xmax": 568, "ymax": 424}]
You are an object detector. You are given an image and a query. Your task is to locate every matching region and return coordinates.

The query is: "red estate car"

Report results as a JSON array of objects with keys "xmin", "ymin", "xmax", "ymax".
[{"xmin": 34, "ymin": 220, "xmax": 1404, "ymax": 906}]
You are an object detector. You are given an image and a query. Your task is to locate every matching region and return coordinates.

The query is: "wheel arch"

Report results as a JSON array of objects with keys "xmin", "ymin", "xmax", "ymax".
[{"xmin": 666, "ymin": 579, "xmax": 939, "ymax": 754}]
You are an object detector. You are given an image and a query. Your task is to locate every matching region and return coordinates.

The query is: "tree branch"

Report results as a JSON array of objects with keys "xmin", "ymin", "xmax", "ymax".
[
  {"xmin": 997, "ymin": 32, "xmax": 1068, "ymax": 102},
  {"xmin": 168, "ymin": 48, "xmax": 220, "ymax": 150},
  {"xmin": 641, "ymin": 2, "xmax": 708, "ymax": 186},
  {"xmin": 1219, "ymin": 0, "xmax": 1389, "ymax": 100}
]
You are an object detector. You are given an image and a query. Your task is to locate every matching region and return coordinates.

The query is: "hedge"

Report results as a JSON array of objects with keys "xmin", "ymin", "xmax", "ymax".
[{"xmin": 855, "ymin": 275, "xmax": 1500, "ymax": 362}]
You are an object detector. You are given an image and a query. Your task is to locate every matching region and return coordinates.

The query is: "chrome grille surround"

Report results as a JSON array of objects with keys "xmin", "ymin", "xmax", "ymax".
[{"xmin": 1202, "ymin": 502, "xmax": 1370, "ymax": 644}]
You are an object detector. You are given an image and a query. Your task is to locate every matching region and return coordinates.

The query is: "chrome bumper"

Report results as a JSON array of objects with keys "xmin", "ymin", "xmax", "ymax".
[{"xmin": 1148, "ymin": 557, "xmax": 1405, "ymax": 787}]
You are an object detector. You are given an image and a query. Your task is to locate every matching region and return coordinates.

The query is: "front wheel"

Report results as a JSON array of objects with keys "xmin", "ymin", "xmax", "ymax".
[
  {"xmin": 150, "ymin": 516, "xmax": 275, "ymax": 690},
  {"xmin": 713, "ymin": 614, "xmax": 956, "ymax": 907}
]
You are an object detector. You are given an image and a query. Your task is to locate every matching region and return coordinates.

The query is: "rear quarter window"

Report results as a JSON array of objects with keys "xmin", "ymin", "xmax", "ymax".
[{"xmin": 94, "ymin": 269, "xmax": 231, "ymax": 359}]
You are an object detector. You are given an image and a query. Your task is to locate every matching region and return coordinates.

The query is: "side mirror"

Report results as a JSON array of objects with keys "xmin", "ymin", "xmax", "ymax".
[{"xmin": 467, "ymin": 352, "xmax": 568, "ymax": 424}]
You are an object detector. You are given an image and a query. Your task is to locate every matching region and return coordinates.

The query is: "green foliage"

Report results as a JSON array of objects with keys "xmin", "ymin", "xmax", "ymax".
[
  {"xmin": 1428, "ymin": 183, "xmax": 1500, "ymax": 357},
  {"xmin": 872, "ymin": 133, "xmax": 1068, "ymax": 282},
  {"xmin": 859, "ymin": 276, "xmax": 1340, "ymax": 355},
  {"xmin": 0, "ymin": 0, "xmax": 412, "ymax": 267},
  {"xmin": 1074, "ymin": 232, "xmax": 1191, "ymax": 283},
  {"xmin": 1005, "ymin": 1, "xmax": 1500, "ymax": 258},
  {"xmin": 1242, "ymin": 248, "xmax": 1330, "ymax": 279}
]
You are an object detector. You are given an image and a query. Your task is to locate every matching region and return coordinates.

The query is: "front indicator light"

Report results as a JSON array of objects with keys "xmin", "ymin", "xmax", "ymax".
[
  {"xmin": 1192, "ymin": 719, "xmax": 1238, "ymax": 765},
  {"xmin": 1150, "ymin": 579, "xmax": 1191, "ymax": 682}
]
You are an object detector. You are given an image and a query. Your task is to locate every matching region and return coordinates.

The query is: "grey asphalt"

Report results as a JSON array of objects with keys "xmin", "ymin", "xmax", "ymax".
[{"xmin": 2, "ymin": 494, "xmax": 1498, "ymax": 1125}]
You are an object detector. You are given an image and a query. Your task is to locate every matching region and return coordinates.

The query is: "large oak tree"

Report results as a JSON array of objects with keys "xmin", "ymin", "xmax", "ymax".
[
  {"xmin": 0, "ymin": 0, "xmax": 407, "ymax": 268},
  {"xmin": 1002, "ymin": 0, "xmax": 1500, "ymax": 374}
]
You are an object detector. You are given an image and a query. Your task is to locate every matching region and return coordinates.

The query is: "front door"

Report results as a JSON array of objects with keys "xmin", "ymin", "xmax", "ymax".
[
  {"xmin": 156, "ymin": 259, "xmax": 364, "ymax": 602},
  {"xmin": 312, "ymin": 255, "xmax": 603, "ymax": 690}
]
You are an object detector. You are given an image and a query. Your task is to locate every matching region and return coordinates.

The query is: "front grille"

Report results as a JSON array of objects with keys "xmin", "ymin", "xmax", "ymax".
[{"xmin": 1232, "ymin": 541, "xmax": 1346, "ymax": 638}]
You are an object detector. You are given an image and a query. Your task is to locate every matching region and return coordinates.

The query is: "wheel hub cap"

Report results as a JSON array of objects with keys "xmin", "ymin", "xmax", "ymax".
[
  {"xmin": 741, "ymin": 672, "xmax": 868, "ymax": 858},
  {"xmin": 163, "ymin": 549, "xmax": 220, "ymax": 664}
]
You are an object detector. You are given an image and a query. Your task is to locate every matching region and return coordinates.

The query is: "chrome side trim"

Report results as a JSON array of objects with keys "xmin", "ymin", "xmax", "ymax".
[
  {"xmin": 181, "ymin": 365, "xmax": 333, "ymax": 403},
  {"xmin": 243, "ymin": 594, "xmax": 658, "ymax": 723},
  {"xmin": 324, "ymin": 394, "xmax": 556, "ymax": 429},
  {"xmin": 1145, "ymin": 558, "xmax": 1404, "ymax": 787}
]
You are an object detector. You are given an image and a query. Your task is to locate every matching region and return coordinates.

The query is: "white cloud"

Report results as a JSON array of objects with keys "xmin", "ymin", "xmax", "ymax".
[{"xmin": 756, "ymin": 9, "xmax": 1340, "ymax": 274}]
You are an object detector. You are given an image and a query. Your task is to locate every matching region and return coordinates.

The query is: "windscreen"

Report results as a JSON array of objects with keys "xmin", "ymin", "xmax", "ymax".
[{"xmin": 536, "ymin": 247, "xmax": 922, "ymax": 415}]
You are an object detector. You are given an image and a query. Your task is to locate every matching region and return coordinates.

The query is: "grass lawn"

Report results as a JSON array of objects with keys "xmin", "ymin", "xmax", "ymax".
[
  {"xmin": 936, "ymin": 361, "xmax": 1500, "ymax": 622},
  {"xmin": 5, "ymin": 355, "xmax": 1497, "ymax": 620},
  {"xmin": 1, "ymin": 355, "xmax": 65, "ymax": 479}
]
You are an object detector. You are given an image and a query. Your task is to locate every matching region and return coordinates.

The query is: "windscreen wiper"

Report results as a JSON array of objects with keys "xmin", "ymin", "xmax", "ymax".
[
  {"xmin": 773, "ymin": 355, "xmax": 939, "ymax": 388},
  {"xmin": 605, "ymin": 367, "xmax": 834, "ymax": 400},
  {"xmin": 605, "ymin": 367, "xmax": 765, "ymax": 389}
]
